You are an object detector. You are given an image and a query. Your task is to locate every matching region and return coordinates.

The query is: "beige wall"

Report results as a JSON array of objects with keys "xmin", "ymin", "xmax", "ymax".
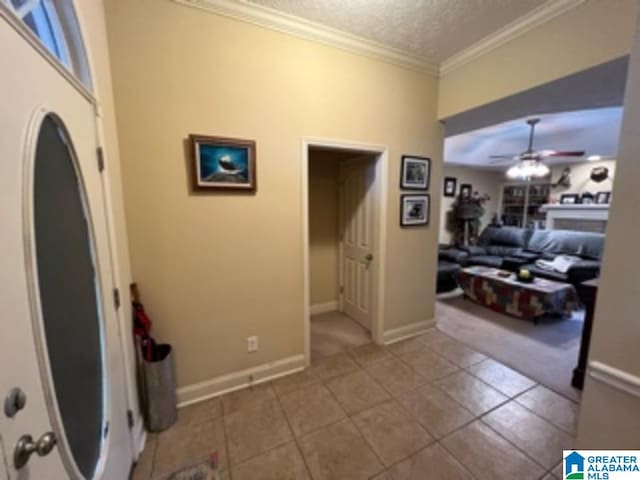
[
  {"xmin": 438, "ymin": 0, "xmax": 639, "ymax": 119},
  {"xmin": 439, "ymin": 166, "xmax": 503, "ymax": 244},
  {"xmin": 75, "ymin": 1, "xmax": 141, "ymax": 439},
  {"xmin": 549, "ymin": 159, "xmax": 616, "ymax": 200},
  {"xmin": 105, "ymin": 0, "xmax": 443, "ymax": 388},
  {"xmin": 576, "ymin": 8, "xmax": 640, "ymax": 448},
  {"xmin": 309, "ymin": 153, "xmax": 340, "ymax": 305}
]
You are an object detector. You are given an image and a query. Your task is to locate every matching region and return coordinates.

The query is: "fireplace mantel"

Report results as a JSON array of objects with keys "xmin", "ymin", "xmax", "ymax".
[{"xmin": 540, "ymin": 204, "xmax": 610, "ymax": 232}]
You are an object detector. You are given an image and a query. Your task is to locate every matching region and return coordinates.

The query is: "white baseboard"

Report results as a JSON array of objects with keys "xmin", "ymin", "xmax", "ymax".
[
  {"xmin": 383, "ymin": 318, "xmax": 436, "ymax": 345},
  {"xmin": 310, "ymin": 300, "xmax": 338, "ymax": 315},
  {"xmin": 133, "ymin": 419, "xmax": 146, "ymax": 457},
  {"xmin": 176, "ymin": 354, "xmax": 306, "ymax": 407},
  {"xmin": 588, "ymin": 361, "xmax": 640, "ymax": 399}
]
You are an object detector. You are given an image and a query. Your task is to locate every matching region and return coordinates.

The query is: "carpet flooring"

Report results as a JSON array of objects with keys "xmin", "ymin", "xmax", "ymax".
[
  {"xmin": 435, "ymin": 291, "xmax": 583, "ymax": 402},
  {"xmin": 310, "ymin": 311, "xmax": 371, "ymax": 361}
]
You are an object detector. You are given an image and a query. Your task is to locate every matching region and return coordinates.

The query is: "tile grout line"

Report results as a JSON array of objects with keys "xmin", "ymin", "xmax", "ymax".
[
  {"xmin": 147, "ymin": 435, "xmax": 159, "ymax": 480},
  {"xmin": 220, "ymin": 398, "xmax": 234, "ymax": 480},
  {"xmin": 272, "ymin": 386, "xmax": 316, "ymax": 480}
]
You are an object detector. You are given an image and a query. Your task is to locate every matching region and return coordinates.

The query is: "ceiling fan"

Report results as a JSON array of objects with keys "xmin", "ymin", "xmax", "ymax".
[{"xmin": 489, "ymin": 118, "xmax": 585, "ymax": 179}]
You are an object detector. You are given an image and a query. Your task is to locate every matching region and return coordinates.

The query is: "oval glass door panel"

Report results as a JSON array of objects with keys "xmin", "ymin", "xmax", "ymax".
[{"xmin": 33, "ymin": 114, "xmax": 105, "ymax": 478}]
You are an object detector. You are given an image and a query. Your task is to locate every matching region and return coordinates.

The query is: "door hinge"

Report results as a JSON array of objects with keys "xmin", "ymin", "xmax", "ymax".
[
  {"xmin": 113, "ymin": 287, "xmax": 121, "ymax": 310},
  {"xmin": 339, "ymin": 285, "xmax": 344, "ymax": 294},
  {"xmin": 97, "ymin": 147, "xmax": 105, "ymax": 172},
  {"xmin": 103, "ymin": 421, "xmax": 110, "ymax": 439},
  {"xmin": 127, "ymin": 409, "xmax": 134, "ymax": 429}
]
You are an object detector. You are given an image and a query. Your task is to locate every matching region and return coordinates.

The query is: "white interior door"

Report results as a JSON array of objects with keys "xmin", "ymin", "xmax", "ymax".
[
  {"xmin": 0, "ymin": 16, "xmax": 132, "ymax": 480},
  {"xmin": 340, "ymin": 158, "xmax": 376, "ymax": 330}
]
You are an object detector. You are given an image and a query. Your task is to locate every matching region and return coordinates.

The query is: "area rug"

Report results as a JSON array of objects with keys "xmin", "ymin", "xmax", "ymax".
[
  {"xmin": 167, "ymin": 453, "xmax": 221, "ymax": 480},
  {"xmin": 435, "ymin": 292, "xmax": 583, "ymax": 401}
]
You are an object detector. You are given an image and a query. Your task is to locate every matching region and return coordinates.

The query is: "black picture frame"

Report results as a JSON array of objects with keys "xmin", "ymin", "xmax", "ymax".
[
  {"xmin": 400, "ymin": 155, "xmax": 430, "ymax": 190},
  {"xmin": 460, "ymin": 183, "xmax": 472, "ymax": 199},
  {"xmin": 443, "ymin": 177, "xmax": 457, "ymax": 197},
  {"xmin": 580, "ymin": 192, "xmax": 595, "ymax": 205},
  {"xmin": 560, "ymin": 193, "xmax": 580, "ymax": 204},
  {"xmin": 595, "ymin": 191, "xmax": 611, "ymax": 204},
  {"xmin": 400, "ymin": 194, "xmax": 430, "ymax": 227}
]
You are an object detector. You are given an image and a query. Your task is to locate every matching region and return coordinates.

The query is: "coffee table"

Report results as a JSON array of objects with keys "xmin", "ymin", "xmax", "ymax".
[{"xmin": 456, "ymin": 266, "xmax": 580, "ymax": 322}]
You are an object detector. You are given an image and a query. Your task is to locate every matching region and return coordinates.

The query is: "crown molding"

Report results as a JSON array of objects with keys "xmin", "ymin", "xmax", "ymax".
[
  {"xmin": 172, "ymin": 0, "xmax": 586, "ymax": 78},
  {"xmin": 440, "ymin": 0, "xmax": 587, "ymax": 76},
  {"xmin": 172, "ymin": 0, "xmax": 439, "ymax": 75}
]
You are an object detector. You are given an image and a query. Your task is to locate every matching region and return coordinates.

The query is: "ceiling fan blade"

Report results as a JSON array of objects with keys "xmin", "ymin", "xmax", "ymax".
[
  {"xmin": 545, "ymin": 150, "xmax": 585, "ymax": 157},
  {"xmin": 488, "ymin": 157, "xmax": 516, "ymax": 165},
  {"xmin": 489, "ymin": 154, "xmax": 518, "ymax": 159}
]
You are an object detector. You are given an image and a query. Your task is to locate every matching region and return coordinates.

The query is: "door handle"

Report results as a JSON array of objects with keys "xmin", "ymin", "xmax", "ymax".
[
  {"xmin": 14, "ymin": 432, "xmax": 57, "ymax": 469},
  {"xmin": 365, "ymin": 254, "xmax": 373, "ymax": 262}
]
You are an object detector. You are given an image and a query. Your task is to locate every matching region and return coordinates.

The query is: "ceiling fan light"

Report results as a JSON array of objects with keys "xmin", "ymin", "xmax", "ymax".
[
  {"xmin": 534, "ymin": 163, "xmax": 550, "ymax": 177},
  {"xmin": 506, "ymin": 160, "xmax": 549, "ymax": 180},
  {"xmin": 506, "ymin": 164, "xmax": 521, "ymax": 179}
]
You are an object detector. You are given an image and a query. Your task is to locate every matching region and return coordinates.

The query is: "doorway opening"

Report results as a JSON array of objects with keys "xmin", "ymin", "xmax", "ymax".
[
  {"xmin": 302, "ymin": 139, "xmax": 388, "ymax": 366},
  {"xmin": 435, "ymin": 62, "xmax": 626, "ymax": 404}
]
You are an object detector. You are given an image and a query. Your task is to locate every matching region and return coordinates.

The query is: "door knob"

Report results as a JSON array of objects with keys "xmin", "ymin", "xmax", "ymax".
[
  {"xmin": 365, "ymin": 254, "xmax": 373, "ymax": 261},
  {"xmin": 14, "ymin": 432, "xmax": 57, "ymax": 469}
]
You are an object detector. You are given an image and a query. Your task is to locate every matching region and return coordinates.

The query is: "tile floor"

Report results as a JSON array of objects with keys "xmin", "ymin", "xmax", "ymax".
[{"xmin": 133, "ymin": 328, "xmax": 578, "ymax": 480}]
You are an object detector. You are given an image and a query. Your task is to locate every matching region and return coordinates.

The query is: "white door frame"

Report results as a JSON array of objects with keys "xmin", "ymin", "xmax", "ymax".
[{"xmin": 301, "ymin": 137, "xmax": 389, "ymax": 366}]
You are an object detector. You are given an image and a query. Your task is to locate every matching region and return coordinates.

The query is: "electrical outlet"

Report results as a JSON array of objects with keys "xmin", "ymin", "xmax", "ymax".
[{"xmin": 247, "ymin": 336, "xmax": 258, "ymax": 352}]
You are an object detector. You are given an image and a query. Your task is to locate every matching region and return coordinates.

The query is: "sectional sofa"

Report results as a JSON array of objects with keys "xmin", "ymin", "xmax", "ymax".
[{"xmin": 438, "ymin": 226, "xmax": 605, "ymax": 290}]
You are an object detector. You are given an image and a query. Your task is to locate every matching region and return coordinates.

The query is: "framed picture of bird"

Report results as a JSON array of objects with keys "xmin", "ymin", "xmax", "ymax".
[
  {"xmin": 400, "ymin": 194, "xmax": 429, "ymax": 227},
  {"xmin": 190, "ymin": 135, "xmax": 256, "ymax": 191}
]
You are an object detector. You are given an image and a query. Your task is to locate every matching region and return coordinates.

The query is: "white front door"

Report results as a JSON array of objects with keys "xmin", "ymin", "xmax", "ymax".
[
  {"xmin": 340, "ymin": 158, "xmax": 376, "ymax": 330},
  {"xmin": 0, "ymin": 15, "xmax": 133, "ymax": 480}
]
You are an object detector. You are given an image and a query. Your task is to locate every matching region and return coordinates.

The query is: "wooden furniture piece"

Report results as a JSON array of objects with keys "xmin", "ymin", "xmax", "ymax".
[
  {"xmin": 572, "ymin": 278, "xmax": 599, "ymax": 389},
  {"xmin": 457, "ymin": 266, "xmax": 579, "ymax": 322},
  {"xmin": 500, "ymin": 182, "xmax": 550, "ymax": 228}
]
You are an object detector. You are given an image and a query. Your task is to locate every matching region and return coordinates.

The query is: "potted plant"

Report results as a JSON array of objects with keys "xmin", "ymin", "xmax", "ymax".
[{"xmin": 446, "ymin": 191, "xmax": 491, "ymax": 246}]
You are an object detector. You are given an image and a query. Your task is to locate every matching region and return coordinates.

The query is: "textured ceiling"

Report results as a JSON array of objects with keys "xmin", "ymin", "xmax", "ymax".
[
  {"xmin": 247, "ymin": 0, "xmax": 548, "ymax": 62},
  {"xmin": 444, "ymin": 107, "xmax": 623, "ymax": 169}
]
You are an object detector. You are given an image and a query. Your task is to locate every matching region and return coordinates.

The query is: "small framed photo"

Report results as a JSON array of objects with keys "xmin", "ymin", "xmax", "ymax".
[
  {"xmin": 560, "ymin": 193, "xmax": 580, "ymax": 204},
  {"xmin": 190, "ymin": 134, "xmax": 256, "ymax": 191},
  {"xmin": 595, "ymin": 191, "xmax": 611, "ymax": 204},
  {"xmin": 401, "ymin": 155, "xmax": 430, "ymax": 190},
  {"xmin": 400, "ymin": 194, "xmax": 429, "ymax": 227},
  {"xmin": 460, "ymin": 184, "xmax": 472, "ymax": 199},
  {"xmin": 443, "ymin": 177, "xmax": 457, "ymax": 197},
  {"xmin": 581, "ymin": 192, "xmax": 595, "ymax": 205}
]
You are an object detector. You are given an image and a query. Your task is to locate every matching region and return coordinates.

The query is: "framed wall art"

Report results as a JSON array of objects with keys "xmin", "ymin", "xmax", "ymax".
[
  {"xmin": 595, "ymin": 191, "xmax": 611, "ymax": 204},
  {"xmin": 460, "ymin": 183, "xmax": 472, "ymax": 199},
  {"xmin": 400, "ymin": 155, "xmax": 430, "ymax": 190},
  {"xmin": 190, "ymin": 134, "xmax": 256, "ymax": 191},
  {"xmin": 443, "ymin": 176, "xmax": 457, "ymax": 197},
  {"xmin": 560, "ymin": 193, "xmax": 580, "ymax": 204},
  {"xmin": 400, "ymin": 194, "xmax": 430, "ymax": 227}
]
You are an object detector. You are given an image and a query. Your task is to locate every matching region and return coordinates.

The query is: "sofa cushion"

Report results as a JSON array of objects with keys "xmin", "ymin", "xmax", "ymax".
[
  {"xmin": 437, "ymin": 261, "xmax": 460, "ymax": 293},
  {"xmin": 478, "ymin": 226, "xmax": 531, "ymax": 248},
  {"xmin": 439, "ymin": 248, "xmax": 469, "ymax": 263},
  {"xmin": 438, "ymin": 261, "xmax": 460, "ymax": 276},
  {"xmin": 467, "ymin": 255, "xmax": 504, "ymax": 268},
  {"xmin": 485, "ymin": 245, "xmax": 523, "ymax": 257},
  {"xmin": 526, "ymin": 229, "xmax": 604, "ymax": 259},
  {"xmin": 462, "ymin": 246, "xmax": 487, "ymax": 256}
]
